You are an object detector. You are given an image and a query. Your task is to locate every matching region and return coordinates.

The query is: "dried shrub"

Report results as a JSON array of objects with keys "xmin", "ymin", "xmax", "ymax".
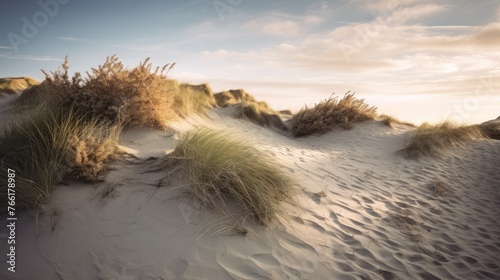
[{"xmin": 292, "ymin": 92, "xmax": 378, "ymax": 137}]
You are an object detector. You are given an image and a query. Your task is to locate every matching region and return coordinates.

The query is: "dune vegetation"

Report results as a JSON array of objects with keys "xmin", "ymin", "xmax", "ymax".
[
  {"xmin": 401, "ymin": 121, "xmax": 486, "ymax": 159},
  {"xmin": 215, "ymin": 89, "xmax": 287, "ymax": 130},
  {"xmin": 0, "ymin": 76, "xmax": 39, "ymax": 96},
  {"xmin": 0, "ymin": 108, "xmax": 120, "ymax": 214},
  {"xmin": 292, "ymin": 92, "xmax": 378, "ymax": 137},
  {"xmin": 378, "ymin": 114, "xmax": 415, "ymax": 128},
  {"xmin": 165, "ymin": 128, "xmax": 296, "ymax": 226},
  {"xmin": 479, "ymin": 120, "xmax": 500, "ymax": 140},
  {"xmin": 174, "ymin": 83, "xmax": 216, "ymax": 118}
]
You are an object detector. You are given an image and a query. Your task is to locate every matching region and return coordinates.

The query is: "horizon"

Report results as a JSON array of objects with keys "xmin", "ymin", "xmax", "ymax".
[{"xmin": 1, "ymin": 0, "xmax": 499, "ymax": 125}]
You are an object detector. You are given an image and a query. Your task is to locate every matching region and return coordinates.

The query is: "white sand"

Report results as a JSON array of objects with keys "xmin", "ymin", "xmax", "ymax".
[{"xmin": 1, "ymin": 103, "xmax": 499, "ymax": 279}]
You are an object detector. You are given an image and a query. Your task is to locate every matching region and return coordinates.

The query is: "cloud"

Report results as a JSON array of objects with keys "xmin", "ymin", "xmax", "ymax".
[
  {"xmin": 0, "ymin": 54, "xmax": 62, "ymax": 61},
  {"xmin": 0, "ymin": 46, "xmax": 12, "ymax": 49},
  {"xmin": 244, "ymin": 17, "xmax": 303, "ymax": 37},
  {"xmin": 56, "ymin": 37, "xmax": 91, "ymax": 43}
]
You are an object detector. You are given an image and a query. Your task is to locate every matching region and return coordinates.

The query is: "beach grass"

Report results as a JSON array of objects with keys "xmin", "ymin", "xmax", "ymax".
[
  {"xmin": 378, "ymin": 114, "xmax": 416, "ymax": 128},
  {"xmin": 292, "ymin": 92, "xmax": 378, "ymax": 137},
  {"xmin": 174, "ymin": 83, "xmax": 216, "ymax": 118},
  {"xmin": 0, "ymin": 108, "xmax": 120, "ymax": 214},
  {"xmin": 166, "ymin": 128, "xmax": 296, "ymax": 225},
  {"xmin": 401, "ymin": 121, "xmax": 485, "ymax": 159}
]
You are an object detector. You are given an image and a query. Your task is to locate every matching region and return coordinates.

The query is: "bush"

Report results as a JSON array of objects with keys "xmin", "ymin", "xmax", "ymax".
[
  {"xmin": 0, "ymin": 108, "xmax": 120, "ymax": 214},
  {"xmin": 400, "ymin": 121, "xmax": 485, "ymax": 159},
  {"xmin": 292, "ymin": 92, "xmax": 377, "ymax": 137},
  {"xmin": 166, "ymin": 128, "xmax": 296, "ymax": 225}
]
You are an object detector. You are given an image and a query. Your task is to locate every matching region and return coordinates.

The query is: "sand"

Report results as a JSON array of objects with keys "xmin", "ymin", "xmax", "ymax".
[{"xmin": 1, "ymin": 100, "xmax": 499, "ymax": 279}]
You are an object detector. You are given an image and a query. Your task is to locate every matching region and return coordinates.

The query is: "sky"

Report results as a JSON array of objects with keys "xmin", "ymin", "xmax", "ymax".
[{"xmin": 1, "ymin": 0, "xmax": 499, "ymax": 125}]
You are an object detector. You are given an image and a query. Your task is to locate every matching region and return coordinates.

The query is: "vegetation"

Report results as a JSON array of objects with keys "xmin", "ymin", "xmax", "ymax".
[
  {"xmin": 0, "ymin": 77, "xmax": 39, "ymax": 95},
  {"xmin": 174, "ymin": 83, "xmax": 216, "ymax": 117},
  {"xmin": 378, "ymin": 114, "xmax": 415, "ymax": 128},
  {"xmin": 292, "ymin": 92, "xmax": 378, "ymax": 137},
  {"xmin": 401, "ymin": 121, "xmax": 486, "ymax": 159},
  {"xmin": 0, "ymin": 108, "xmax": 120, "ymax": 214},
  {"xmin": 235, "ymin": 102, "xmax": 287, "ymax": 130},
  {"xmin": 214, "ymin": 89, "xmax": 257, "ymax": 108},
  {"xmin": 479, "ymin": 120, "xmax": 500, "ymax": 140},
  {"xmin": 166, "ymin": 128, "xmax": 296, "ymax": 226}
]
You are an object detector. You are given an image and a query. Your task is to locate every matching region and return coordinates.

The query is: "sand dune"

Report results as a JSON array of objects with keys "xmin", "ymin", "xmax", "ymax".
[{"xmin": 1, "ymin": 101, "xmax": 499, "ymax": 279}]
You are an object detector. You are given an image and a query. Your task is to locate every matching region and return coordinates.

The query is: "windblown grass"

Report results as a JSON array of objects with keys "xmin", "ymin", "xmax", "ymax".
[
  {"xmin": 166, "ymin": 128, "xmax": 296, "ymax": 226},
  {"xmin": 401, "ymin": 121, "xmax": 486, "ymax": 159},
  {"xmin": 235, "ymin": 102, "xmax": 287, "ymax": 130},
  {"xmin": 0, "ymin": 108, "xmax": 120, "ymax": 214},
  {"xmin": 479, "ymin": 120, "xmax": 500, "ymax": 140},
  {"xmin": 378, "ymin": 114, "xmax": 415, "ymax": 128},
  {"xmin": 174, "ymin": 83, "xmax": 216, "ymax": 117},
  {"xmin": 292, "ymin": 92, "xmax": 378, "ymax": 137},
  {"xmin": 214, "ymin": 89, "xmax": 257, "ymax": 107}
]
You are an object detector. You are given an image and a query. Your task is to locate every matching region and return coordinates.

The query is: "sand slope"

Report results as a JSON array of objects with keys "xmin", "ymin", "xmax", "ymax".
[{"xmin": 1, "ymin": 106, "xmax": 499, "ymax": 280}]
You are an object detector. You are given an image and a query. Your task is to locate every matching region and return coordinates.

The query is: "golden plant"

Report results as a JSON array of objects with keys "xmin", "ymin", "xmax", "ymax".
[{"xmin": 292, "ymin": 92, "xmax": 378, "ymax": 137}]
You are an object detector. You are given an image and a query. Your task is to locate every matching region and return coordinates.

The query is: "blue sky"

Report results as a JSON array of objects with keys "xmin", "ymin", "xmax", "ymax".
[{"xmin": 1, "ymin": 0, "xmax": 499, "ymax": 124}]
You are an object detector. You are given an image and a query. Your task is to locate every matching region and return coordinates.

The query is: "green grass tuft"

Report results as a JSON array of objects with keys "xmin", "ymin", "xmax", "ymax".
[{"xmin": 167, "ymin": 128, "xmax": 296, "ymax": 226}]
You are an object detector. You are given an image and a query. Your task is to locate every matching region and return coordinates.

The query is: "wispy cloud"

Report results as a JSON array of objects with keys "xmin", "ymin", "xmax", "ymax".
[
  {"xmin": 0, "ymin": 46, "xmax": 12, "ymax": 50},
  {"xmin": 56, "ymin": 37, "xmax": 91, "ymax": 43},
  {"xmin": 0, "ymin": 54, "xmax": 62, "ymax": 61}
]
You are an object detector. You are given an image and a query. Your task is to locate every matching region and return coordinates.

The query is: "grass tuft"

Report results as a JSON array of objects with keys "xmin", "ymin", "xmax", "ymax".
[
  {"xmin": 292, "ymin": 92, "xmax": 378, "ymax": 137},
  {"xmin": 174, "ymin": 83, "xmax": 216, "ymax": 117},
  {"xmin": 479, "ymin": 120, "xmax": 500, "ymax": 140},
  {"xmin": 166, "ymin": 128, "xmax": 296, "ymax": 226},
  {"xmin": 401, "ymin": 121, "xmax": 485, "ymax": 159},
  {"xmin": 0, "ymin": 77, "xmax": 39, "ymax": 96},
  {"xmin": 235, "ymin": 102, "xmax": 287, "ymax": 130},
  {"xmin": 378, "ymin": 114, "xmax": 415, "ymax": 128},
  {"xmin": 0, "ymin": 108, "xmax": 120, "ymax": 214}
]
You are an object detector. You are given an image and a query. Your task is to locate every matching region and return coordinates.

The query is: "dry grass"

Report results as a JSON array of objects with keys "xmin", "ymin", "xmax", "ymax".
[
  {"xmin": 292, "ymin": 92, "xmax": 378, "ymax": 137},
  {"xmin": 0, "ymin": 108, "xmax": 120, "ymax": 214},
  {"xmin": 378, "ymin": 114, "xmax": 415, "ymax": 128},
  {"xmin": 166, "ymin": 128, "xmax": 296, "ymax": 226},
  {"xmin": 174, "ymin": 83, "xmax": 216, "ymax": 117},
  {"xmin": 235, "ymin": 102, "xmax": 287, "ymax": 130},
  {"xmin": 479, "ymin": 120, "xmax": 500, "ymax": 140},
  {"xmin": 401, "ymin": 121, "xmax": 486, "ymax": 159},
  {"xmin": 14, "ymin": 55, "xmax": 178, "ymax": 128},
  {"xmin": 214, "ymin": 89, "xmax": 286, "ymax": 130},
  {"xmin": 0, "ymin": 77, "xmax": 39, "ymax": 95},
  {"xmin": 214, "ymin": 89, "xmax": 257, "ymax": 107}
]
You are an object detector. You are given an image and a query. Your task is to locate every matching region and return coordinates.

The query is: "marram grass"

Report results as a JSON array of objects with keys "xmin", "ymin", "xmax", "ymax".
[
  {"xmin": 167, "ymin": 128, "xmax": 296, "ymax": 226},
  {"xmin": 0, "ymin": 108, "xmax": 120, "ymax": 214},
  {"xmin": 401, "ymin": 121, "xmax": 486, "ymax": 159},
  {"xmin": 292, "ymin": 92, "xmax": 377, "ymax": 137}
]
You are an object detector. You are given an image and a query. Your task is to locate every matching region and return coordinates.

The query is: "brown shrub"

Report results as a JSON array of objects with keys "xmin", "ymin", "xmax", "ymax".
[
  {"xmin": 214, "ymin": 89, "xmax": 257, "ymax": 107},
  {"xmin": 292, "ymin": 92, "xmax": 378, "ymax": 137}
]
